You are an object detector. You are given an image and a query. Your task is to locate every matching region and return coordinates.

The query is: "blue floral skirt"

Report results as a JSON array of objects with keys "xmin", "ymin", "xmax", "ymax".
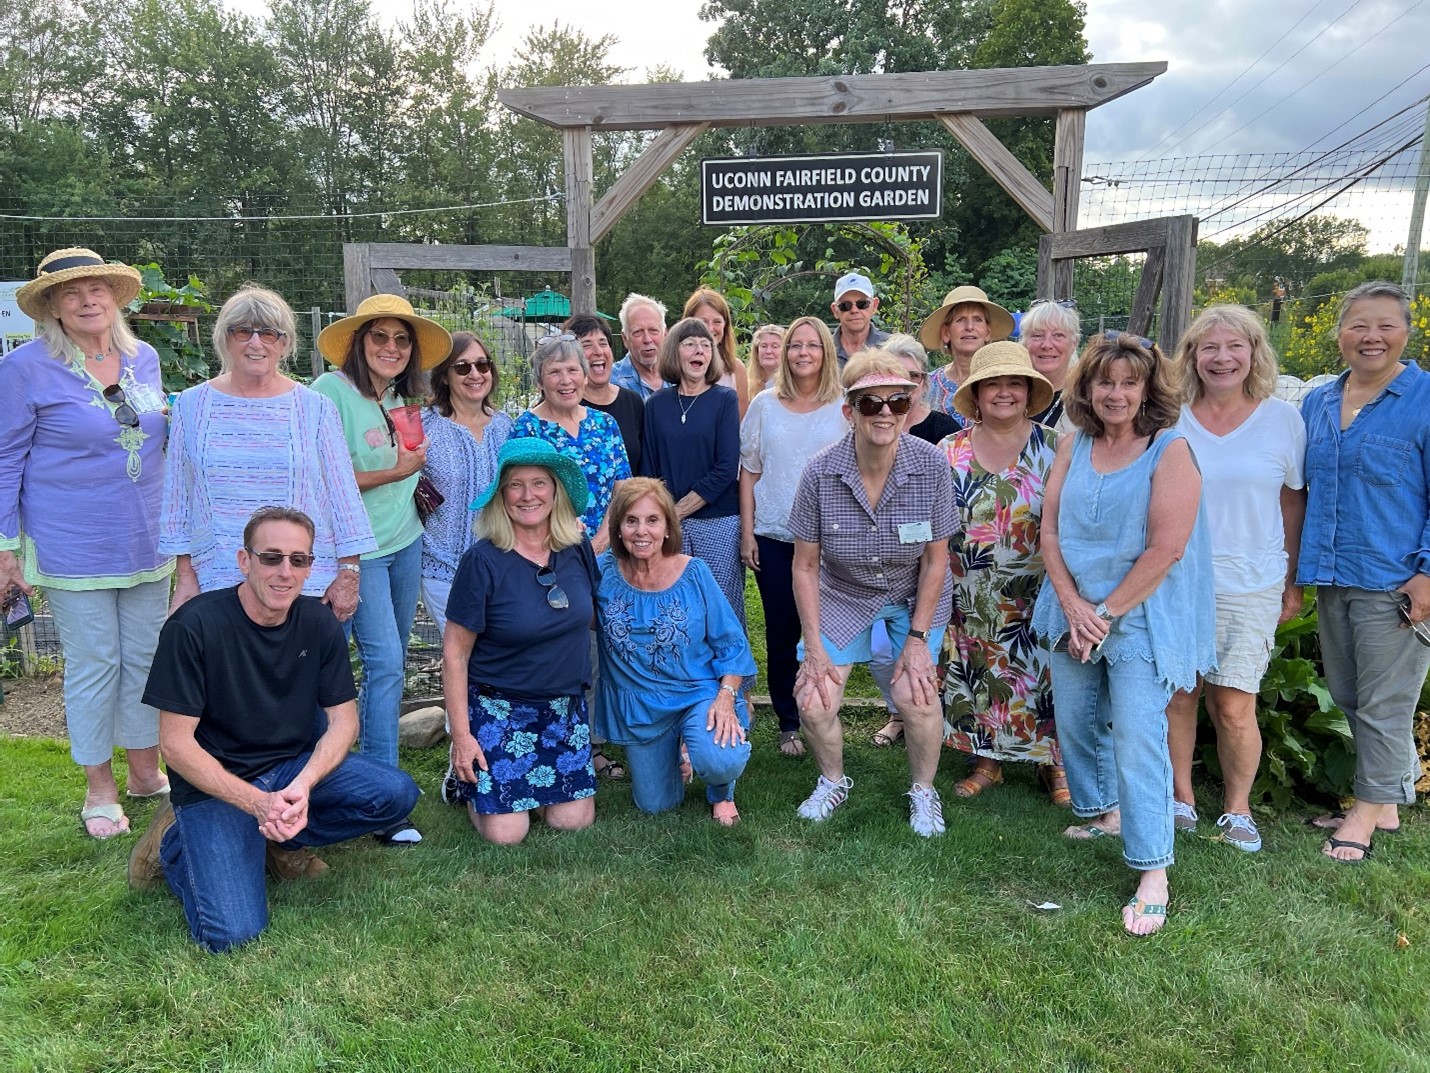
[{"xmin": 458, "ymin": 686, "xmax": 597, "ymax": 815}]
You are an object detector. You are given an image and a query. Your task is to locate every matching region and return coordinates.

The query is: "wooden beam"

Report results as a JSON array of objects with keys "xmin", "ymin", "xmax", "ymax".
[
  {"xmin": 369, "ymin": 268, "xmax": 406, "ymax": 298},
  {"xmin": 1044, "ymin": 216, "xmax": 1198, "ymax": 260},
  {"xmin": 364, "ymin": 243, "xmax": 573, "ymax": 273},
  {"xmin": 1158, "ymin": 215, "xmax": 1199, "ymax": 349},
  {"xmin": 937, "ymin": 113, "xmax": 1054, "ymax": 233},
  {"xmin": 343, "ymin": 243, "xmax": 372, "ymax": 312},
  {"xmin": 1127, "ymin": 245, "xmax": 1166, "ymax": 338},
  {"xmin": 1053, "ymin": 107, "xmax": 1085, "ymax": 233},
  {"xmin": 499, "ymin": 63, "xmax": 1167, "ymax": 131},
  {"xmin": 564, "ymin": 126, "xmax": 596, "ymax": 315},
  {"xmin": 591, "ymin": 122, "xmax": 709, "ymax": 244}
]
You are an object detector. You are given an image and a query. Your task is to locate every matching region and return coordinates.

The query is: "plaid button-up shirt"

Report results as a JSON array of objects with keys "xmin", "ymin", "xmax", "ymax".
[{"xmin": 789, "ymin": 432, "xmax": 957, "ymax": 648}]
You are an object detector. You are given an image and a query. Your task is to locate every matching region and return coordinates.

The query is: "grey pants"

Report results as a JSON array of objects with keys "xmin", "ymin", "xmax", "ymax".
[{"xmin": 1317, "ymin": 586, "xmax": 1430, "ymax": 804}]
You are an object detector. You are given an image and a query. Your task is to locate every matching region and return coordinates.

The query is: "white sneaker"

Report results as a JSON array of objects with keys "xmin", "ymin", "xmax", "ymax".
[
  {"xmin": 907, "ymin": 783, "xmax": 945, "ymax": 837},
  {"xmin": 1173, "ymin": 799, "xmax": 1199, "ymax": 833},
  {"xmin": 797, "ymin": 774, "xmax": 853, "ymax": 821}
]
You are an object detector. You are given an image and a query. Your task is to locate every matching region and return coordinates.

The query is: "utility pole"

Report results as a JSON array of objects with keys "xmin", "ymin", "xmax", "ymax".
[{"xmin": 1402, "ymin": 95, "xmax": 1430, "ymax": 299}]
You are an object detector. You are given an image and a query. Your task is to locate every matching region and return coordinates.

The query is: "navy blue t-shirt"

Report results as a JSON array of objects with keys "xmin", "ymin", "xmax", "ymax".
[
  {"xmin": 639, "ymin": 383, "xmax": 740, "ymax": 518},
  {"xmin": 445, "ymin": 538, "xmax": 598, "ymax": 699}
]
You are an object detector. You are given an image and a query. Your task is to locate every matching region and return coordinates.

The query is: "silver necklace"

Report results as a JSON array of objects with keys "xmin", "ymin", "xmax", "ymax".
[{"xmin": 677, "ymin": 390, "xmax": 702, "ymax": 424}]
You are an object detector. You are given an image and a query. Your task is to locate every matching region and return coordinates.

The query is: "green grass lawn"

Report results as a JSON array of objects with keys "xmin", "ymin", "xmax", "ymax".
[{"xmin": 3, "ymin": 718, "xmax": 1429, "ymax": 1073}]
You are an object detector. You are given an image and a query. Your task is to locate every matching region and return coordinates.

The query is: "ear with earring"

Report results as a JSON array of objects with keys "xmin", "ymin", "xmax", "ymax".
[{"xmin": 973, "ymin": 404, "xmax": 982, "ymax": 423}]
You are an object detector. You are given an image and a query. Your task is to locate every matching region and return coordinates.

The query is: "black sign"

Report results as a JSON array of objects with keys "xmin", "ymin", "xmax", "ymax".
[{"xmin": 702, "ymin": 151, "xmax": 943, "ymax": 226}]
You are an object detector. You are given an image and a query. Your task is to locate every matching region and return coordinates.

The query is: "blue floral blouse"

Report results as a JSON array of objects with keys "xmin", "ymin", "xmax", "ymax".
[
  {"xmin": 512, "ymin": 408, "xmax": 631, "ymax": 537},
  {"xmin": 419, "ymin": 407, "xmax": 514, "ymax": 584}
]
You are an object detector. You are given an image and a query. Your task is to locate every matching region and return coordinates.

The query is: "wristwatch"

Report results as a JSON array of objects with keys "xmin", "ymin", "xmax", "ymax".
[
  {"xmin": 338, "ymin": 562, "xmax": 361, "ymax": 576},
  {"xmin": 1094, "ymin": 602, "xmax": 1114, "ymax": 622},
  {"xmin": 719, "ymin": 684, "xmax": 738, "ymax": 698},
  {"xmin": 907, "ymin": 627, "xmax": 928, "ymax": 642}
]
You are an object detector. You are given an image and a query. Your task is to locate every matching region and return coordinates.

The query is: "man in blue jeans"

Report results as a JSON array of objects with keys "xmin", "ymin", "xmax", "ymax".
[{"xmin": 127, "ymin": 506, "xmax": 419, "ymax": 953}]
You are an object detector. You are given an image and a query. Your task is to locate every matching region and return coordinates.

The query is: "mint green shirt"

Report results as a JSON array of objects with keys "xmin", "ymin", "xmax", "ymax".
[{"xmin": 310, "ymin": 371, "xmax": 423, "ymax": 559}]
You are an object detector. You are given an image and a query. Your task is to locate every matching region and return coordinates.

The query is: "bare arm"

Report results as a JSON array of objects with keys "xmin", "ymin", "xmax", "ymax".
[
  {"xmin": 169, "ymin": 554, "xmax": 201, "ymax": 615},
  {"xmin": 739, "ymin": 467, "xmax": 760, "ymax": 569},
  {"xmin": 354, "ymin": 438, "xmax": 428, "ymax": 491},
  {"xmin": 442, "ymin": 622, "xmax": 486, "ymax": 779},
  {"xmin": 1279, "ymin": 484, "xmax": 1307, "ymax": 623}
]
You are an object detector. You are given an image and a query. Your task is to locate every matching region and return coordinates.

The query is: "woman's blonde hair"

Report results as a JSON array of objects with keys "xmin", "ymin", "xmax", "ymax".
[
  {"xmin": 773, "ymin": 317, "xmax": 842, "ymax": 403},
  {"xmin": 212, "ymin": 285, "xmax": 298, "ymax": 373},
  {"xmin": 606, "ymin": 477, "xmax": 683, "ymax": 560},
  {"xmin": 35, "ymin": 276, "xmax": 140, "ymax": 363},
  {"xmin": 1174, "ymin": 304, "xmax": 1279, "ymax": 403},
  {"xmin": 476, "ymin": 466, "xmax": 586, "ymax": 552},
  {"xmin": 747, "ymin": 323, "xmax": 785, "ymax": 394}
]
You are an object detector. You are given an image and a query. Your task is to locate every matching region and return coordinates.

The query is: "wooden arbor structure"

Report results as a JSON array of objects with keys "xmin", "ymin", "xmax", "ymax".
[{"xmin": 344, "ymin": 61, "xmax": 1201, "ymax": 344}]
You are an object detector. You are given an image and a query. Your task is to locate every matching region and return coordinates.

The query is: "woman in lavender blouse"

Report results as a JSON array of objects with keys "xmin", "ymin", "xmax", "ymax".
[
  {"xmin": 419, "ymin": 331, "xmax": 514, "ymax": 634},
  {"xmin": 0, "ymin": 248, "xmax": 173, "ymax": 839},
  {"xmin": 160, "ymin": 286, "xmax": 375, "ymax": 623}
]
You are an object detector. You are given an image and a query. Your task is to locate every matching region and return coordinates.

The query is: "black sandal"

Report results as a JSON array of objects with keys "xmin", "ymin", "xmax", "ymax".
[{"xmin": 592, "ymin": 748, "xmax": 626, "ymax": 781}]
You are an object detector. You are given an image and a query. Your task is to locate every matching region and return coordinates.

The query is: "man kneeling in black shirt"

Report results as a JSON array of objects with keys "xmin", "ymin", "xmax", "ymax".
[{"xmin": 129, "ymin": 506, "xmax": 420, "ymax": 953}]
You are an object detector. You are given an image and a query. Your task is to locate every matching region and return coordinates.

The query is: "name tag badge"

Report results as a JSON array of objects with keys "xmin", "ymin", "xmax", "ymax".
[{"xmin": 898, "ymin": 520, "xmax": 932, "ymax": 544}]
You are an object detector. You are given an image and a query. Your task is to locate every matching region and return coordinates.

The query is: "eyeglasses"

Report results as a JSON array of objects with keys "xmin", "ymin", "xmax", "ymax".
[
  {"xmin": 226, "ymin": 325, "xmax": 289, "ymax": 344},
  {"xmin": 853, "ymin": 392, "xmax": 913, "ymax": 416},
  {"xmin": 537, "ymin": 332, "xmax": 578, "ymax": 349},
  {"xmin": 1029, "ymin": 298, "xmax": 1078, "ymax": 310},
  {"xmin": 245, "ymin": 548, "xmax": 315, "ymax": 568},
  {"xmin": 451, "ymin": 358, "xmax": 493, "ymax": 376},
  {"xmin": 366, "ymin": 328, "xmax": 413, "ymax": 349},
  {"xmin": 535, "ymin": 563, "xmax": 568, "ymax": 610},
  {"xmin": 1104, "ymin": 329, "xmax": 1156, "ymax": 350},
  {"xmin": 837, "ymin": 299, "xmax": 873, "ymax": 312},
  {"xmin": 102, "ymin": 384, "xmax": 139, "ymax": 428}
]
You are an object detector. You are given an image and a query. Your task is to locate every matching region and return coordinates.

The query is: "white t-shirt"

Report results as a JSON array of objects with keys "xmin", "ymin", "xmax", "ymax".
[
  {"xmin": 739, "ymin": 389, "xmax": 847, "ymax": 542},
  {"xmin": 1178, "ymin": 396, "xmax": 1306, "ymax": 595}
]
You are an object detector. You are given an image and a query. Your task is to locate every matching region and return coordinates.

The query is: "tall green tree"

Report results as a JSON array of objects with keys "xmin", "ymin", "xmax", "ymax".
[{"xmin": 0, "ymin": 0, "xmax": 102, "ymax": 130}]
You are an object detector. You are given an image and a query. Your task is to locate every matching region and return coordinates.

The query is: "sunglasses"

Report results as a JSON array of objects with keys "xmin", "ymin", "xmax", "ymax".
[
  {"xmin": 366, "ymin": 328, "xmax": 413, "ymax": 349},
  {"xmin": 1104, "ymin": 329, "xmax": 1156, "ymax": 350},
  {"xmin": 102, "ymin": 384, "xmax": 139, "ymax": 428},
  {"xmin": 246, "ymin": 548, "xmax": 315, "ymax": 568},
  {"xmin": 1029, "ymin": 298, "xmax": 1078, "ymax": 310},
  {"xmin": 227, "ymin": 325, "xmax": 289, "ymax": 344},
  {"xmin": 451, "ymin": 358, "xmax": 493, "ymax": 376},
  {"xmin": 853, "ymin": 392, "xmax": 913, "ymax": 416},
  {"xmin": 1396, "ymin": 595, "xmax": 1430, "ymax": 647},
  {"xmin": 837, "ymin": 299, "xmax": 873, "ymax": 312},
  {"xmin": 536, "ymin": 564, "xmax": 568, "ymax": 610}
]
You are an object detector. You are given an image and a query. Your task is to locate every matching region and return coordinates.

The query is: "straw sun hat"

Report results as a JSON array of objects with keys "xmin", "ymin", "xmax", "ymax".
[
  {"xmin": 16, "ymin": 248, "xmax": 142, "ymax": 320},
  {"xmin": 951, "ymin": 341, "xmax": 1054, "ymax": 421},
  {"xmin": 918, "ymin": 285, "xmax": 1015, "ymax": 353},
  {"xmin": 316, "ymin": 293, "xmax": 453, "ymax": 371}
]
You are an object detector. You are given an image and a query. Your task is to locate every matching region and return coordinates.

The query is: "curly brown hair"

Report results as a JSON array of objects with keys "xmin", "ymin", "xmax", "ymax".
[{"xmin": 1064, "ymin": 332, "xmax": 1179, "ymax": 437}]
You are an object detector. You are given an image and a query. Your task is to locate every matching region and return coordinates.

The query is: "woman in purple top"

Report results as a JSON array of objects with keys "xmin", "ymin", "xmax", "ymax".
[
  {"xmin": 0, "ymin": 248, "xmax": 173, "ymax": 839},
  {"xmin": 161, "ymin": 285, "xmax": 375, "ymax": 620}
]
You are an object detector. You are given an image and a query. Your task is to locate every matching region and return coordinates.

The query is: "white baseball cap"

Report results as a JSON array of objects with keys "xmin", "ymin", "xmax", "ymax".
[{"xmin": 833, "ymin": 272, "xmax": 875, "ymax": 303}]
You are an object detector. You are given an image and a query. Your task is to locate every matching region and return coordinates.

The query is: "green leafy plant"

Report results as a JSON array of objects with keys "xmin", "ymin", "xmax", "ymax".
[{"xmin": 127, "ymin": 264, "xmax": 214, "ymax": 391}]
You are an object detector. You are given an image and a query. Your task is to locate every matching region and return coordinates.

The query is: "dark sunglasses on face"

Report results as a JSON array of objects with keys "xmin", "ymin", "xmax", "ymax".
[
  {"xmin": 853, "ymin": 392, "xmax": 913, "ymax": 417},
  {"xmin": 536, "ymin": 563, "xmax": 569, "ymax": 610},
  {"xmin": 837, "ymin": 299, "xmax": 873, "ymax": 312},
  {"xmin": 102, "ymin": 384, "xmax": 139, "ymax": 428},
  {"xmin": 366, "ymin": 328, "xmax": 413, "ymax": 349},
  {"xmin": 227, "ymin": 325, "xmax": 289, "ymax": 344},
  {"xmin": 246, "ymin": 548, "xmax": 315, "ymax": 568},
  {"xmin": 451, "ymin": 358, "xmax": 493, "ymax": 376}
]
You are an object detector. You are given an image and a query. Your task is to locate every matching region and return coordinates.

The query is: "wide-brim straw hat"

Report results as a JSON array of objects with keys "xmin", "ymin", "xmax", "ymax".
[
  {"xmin": 952, "ymin": 341, "xmax": 1055, "ymax": 421},
  {"xmin": 317, "ymin": 293, "xmax": 452, "ymax": 371},
  {"xmin": 470, "ymin": 438, "xmax": 589, "ymax": 517},
  {"xmin": 918, "ymin": 286, "xmax": 1015, "ymax": 352},
  {"xmin": 16, "ymin": 248, "xmax": 142, "ymax": 320}
]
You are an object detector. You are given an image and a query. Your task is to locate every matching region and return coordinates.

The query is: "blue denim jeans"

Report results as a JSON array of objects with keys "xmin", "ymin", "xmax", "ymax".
[
  {"xmin": 352, "ymin": 536, "xmax": 422, "ymax": 767},
  {"xmin": 622, "ymin": 700, "xmax": 752, "ymax": 811},
  {"xmin": 160, "ymin": 752, "xmax": 419, "ymax": 953},
  {"xmin": 1050, "ymin": 650, "xmax": 1174, "ymax": 870}
]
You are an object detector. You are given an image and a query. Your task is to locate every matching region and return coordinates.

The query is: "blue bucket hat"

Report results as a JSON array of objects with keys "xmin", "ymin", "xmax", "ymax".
[{"xmin": 470, "ymin": 438, "xmax": 589, "ymax": 516}]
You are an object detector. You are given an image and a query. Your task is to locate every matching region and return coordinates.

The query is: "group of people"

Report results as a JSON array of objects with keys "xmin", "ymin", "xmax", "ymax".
[{"xmin": 2, "ymin": 243, "xmax": 1426, "ymax": 950}]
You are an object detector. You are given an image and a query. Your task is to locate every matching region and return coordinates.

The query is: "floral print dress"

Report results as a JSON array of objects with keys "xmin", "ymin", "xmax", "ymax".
[{"xmin": 941, "ymin": 423, "xmax": 1061, "ymax": 765}]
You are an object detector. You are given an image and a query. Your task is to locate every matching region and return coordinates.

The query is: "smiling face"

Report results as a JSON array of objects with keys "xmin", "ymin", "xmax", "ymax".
[
  {"xmin": 941, "ymin": 303, "xmax": 991, "ymax": 360},
  {"xmin": 755, "ymin": 330, "xmax": 783, "ymax": 375},
  {"xmin": 975, "ymin": 375, "xmax": 1029, "ymax": 424},
  {"xmin": 1193, "ymin": 325, "xmax": 1252, "ymax": 397},
  {"xmin": 1090, "ymin": 357, "xmax": 1146, "ymax": 432},
  {"xmin": 1023, "ymin": 323, "xmax": 1075, "ymax": 382},
  {"xmin": 539, "ymin": 354, "xmax": 587, "ymax": 413},
  {"xmin": 361, "ymin": 317, "xmax": 414, "ymax": 389},
  {"xmin": 618, "ymin": 493, "xmax": 669, "ymax": 563},
  {"xmin": 578, "ymin": 329, "xmax": 615, "ymax": 389},
  {"xmin": 47, "ymin": 276, "xmax": 119, "ymax": 341},
  {"xmin": 1338, "ymin": 295, "xmax": 1410, "ymax": 380},
  {"xmin": 224, "ymin": 322, "xmax": 287, "ymax": 381},
  {"xmin": 624, "ymin": 304, "xmax": 666, "ymax": 370},
  {"xmin": 693, "ymin": 302, "xmax": 725, "ymax": 345},
  {"xmin": 783, "ymin": 322, "xmax": 824, "ymax": 384},
  {"xmin": 501, "ymin": 465, "xmax": 556, "ymax": 532},
  {"xmin": 844, "ymin": 389, "xmax": 909, "ymax": 448},
  {"xmin": 448, "ymin": 341, "xmax": 493, "ymax": 407},
  {"xmin": 678, "ymin": 333, "xmax": 713, "ymax": 386},
  {"xmin": 237, "ymin": 520, "xmax": 314, "ymax": 620}
]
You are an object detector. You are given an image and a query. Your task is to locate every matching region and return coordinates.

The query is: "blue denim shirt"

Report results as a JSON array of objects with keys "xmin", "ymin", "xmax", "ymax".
[
  {"xmin": 609, "ymin": 355, "xmax": 669, "ymax": 401},
  {"xmin": 1298, "ymin": 361, "xmax": 1430, "ymax": 589}
]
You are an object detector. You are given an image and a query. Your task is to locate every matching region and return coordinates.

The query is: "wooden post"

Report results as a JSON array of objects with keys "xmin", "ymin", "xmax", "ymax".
[
  {"xmin": 309, "ymin": 307, "xmax": 323, "ymax": 380},
  {"xmin": 1159, "ymin": 215, "xmax": 1199, "ymax": 349},
  {"xmin": 564, "ymin": 126, "xmax": 595, "ymax": 314},
  {"xmin": 343, "ymin": 243, "xmax": 373, "ymax": 313},
  {"xmin": 1052, "ymin": 108, "xmax": 1086, "ymax": 298}
]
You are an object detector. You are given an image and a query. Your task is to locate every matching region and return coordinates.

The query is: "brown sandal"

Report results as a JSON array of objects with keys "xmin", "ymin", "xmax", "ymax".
[
  {"xmin": 954, "ymin": 759, "xmax": 1003, "ymax": 798},
  {"xmin": 872, "ymin": 717, "xmax": 904, "ymax": 747},
  {"xmin": 1040, "ymin": 764, "xmax": 1072, "ymax": 808}
]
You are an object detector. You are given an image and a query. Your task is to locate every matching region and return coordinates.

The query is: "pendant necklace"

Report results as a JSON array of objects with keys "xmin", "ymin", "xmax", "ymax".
[{"xmin": 678, "ymin": 390, "xmax": 702, "ymax": 425}]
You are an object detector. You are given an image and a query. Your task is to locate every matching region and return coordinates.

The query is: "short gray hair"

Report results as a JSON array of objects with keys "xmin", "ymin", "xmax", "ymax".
[
  {"xmin": 1336, "ymin": 281, "xmax": 1411, "ymax": 331},
  {"xmin": 212, "ymin": 285, "xmax": 298, "ymax": 372},
  {"xmin": 1019, "ymin": 299, "xmax": 1082, "ymax": 343},
  {"xmin": 619, "ymin": 292, "xmax": 667, "ymax": 335},
  {"xmin": 531, "ymin": 334, "xmax": 588, "ymax": 383},
  {"xmin": 880, "ymin": 333, "xmax": 931, "ymax": 404}
]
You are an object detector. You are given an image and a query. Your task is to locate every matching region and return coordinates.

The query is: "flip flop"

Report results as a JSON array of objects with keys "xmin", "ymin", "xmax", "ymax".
[
  {"xmin": 1323, "ymin": 836, "xmax": 1373, "ymax": 864},
  {"xmin": 81, "ymin": 802, "xmax": 130, "ymax": 840},
  {"xmin": 1306, "ymin": 809, "xmax": 1400, "ymax": 834},
  {"xmin": 871, "ymin": 718, "xmax": 904, "ymax": 747},
  {"xmin": 126, "ymin": 781, "xmax": 171, "ymax": 800},
  {"xmin": 1123, "ymin": 897, "xmax": 1168, "ymax": 937},
  {"xmin": 1063, "ymin": 822, "xmax": 1117, "ymax": 841}
]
